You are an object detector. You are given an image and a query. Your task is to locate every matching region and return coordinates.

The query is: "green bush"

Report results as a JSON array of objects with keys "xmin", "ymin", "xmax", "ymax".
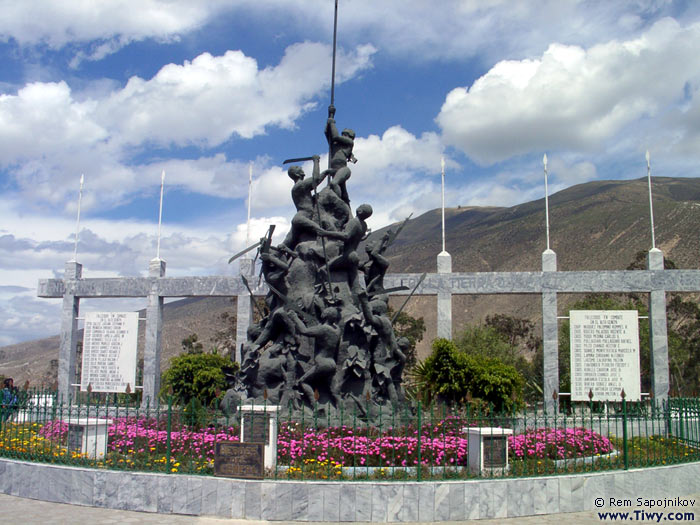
[
  {"xmin": 160, "ymin": 334, "xmax": 236, "ymax": 407},
  {"xmin": 410, "ymin": 338, "xmax": 524, "ymax": 412}
]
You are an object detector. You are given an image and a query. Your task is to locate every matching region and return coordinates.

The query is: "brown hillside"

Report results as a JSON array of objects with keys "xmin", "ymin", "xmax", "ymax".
[{"xmin": 2, "ymin": 177, "xmax": 699, "ymax": 386}]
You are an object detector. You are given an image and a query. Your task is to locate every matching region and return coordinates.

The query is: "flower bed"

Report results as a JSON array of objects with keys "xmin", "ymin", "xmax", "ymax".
[
  {"xmin": 277, "ymin": 416, "xmax": 470, "ymax": 472},
  {"xmin": 7, "ymin": 417, "xmax": 638, "ymax": 479},
  {"xmin": 41, "ymin": 417, "xmax": 240, "ymax": 473},
  {"xmin": 508, "ymin": 427, "xmax": 614, "ymax": 460}
]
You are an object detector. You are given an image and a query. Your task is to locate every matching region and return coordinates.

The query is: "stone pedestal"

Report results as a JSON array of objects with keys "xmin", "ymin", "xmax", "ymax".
[
  {"xmin": 64, "ymin": 417, "xmax": 112, "ymax": 459},
  {"xmin": 58, "ymin": 261, "xmax": 82, "ymax": 402},
  {"xmin": 541, "ymin": 249, "xmax": 559, "ymax": 414},
  {"xmin": 465, "ymin": 427, "xmax": 513, "ymax": 475},
  {"xmin": 142, "ymin": 258, "xmax": 165, "ymax": 408},
  {"xmin": 239, "ymin": 404, "xmax": 280, "ymax": 470},
  {"xmin": 437, "ymin": 251, "xmax": 452, "ymax": 340},
  {"xmin": 647, "ymin": 248, "xmax": 669, "ymax": 403}
]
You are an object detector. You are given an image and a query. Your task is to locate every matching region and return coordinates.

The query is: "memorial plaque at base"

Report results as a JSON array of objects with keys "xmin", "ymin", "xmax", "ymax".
[{"xmin": 214, "ymin": 442, "xmax": 264, "ymax": 479}]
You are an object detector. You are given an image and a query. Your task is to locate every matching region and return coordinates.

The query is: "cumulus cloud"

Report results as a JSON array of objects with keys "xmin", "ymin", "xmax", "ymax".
[
  {"xmin": 0, "ymin": 197, "xmax": 293, "ymax": 344},
  {"xmin": 101, "ymin": 43, "xmax": 374, "ymax": 147},
  {"xmin": 0, "ymin": 1, "xmax": 230, "ymax": 57},
  {"xmin": 3, "ymin": 1, "xmax": 689, "ymax": 67},
  {"xmin": 0, "ymin": 43, "xmax": 374, "ymax": 213},
  {"xmin": 437, "ymin": 18, "xmax": 700, "ymax": 165}
]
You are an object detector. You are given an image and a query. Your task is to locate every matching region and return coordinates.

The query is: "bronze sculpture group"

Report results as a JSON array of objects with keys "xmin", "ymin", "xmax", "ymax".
[{"xmin": 229, "ymin": 108, "xmax": 410, "ymax": 414}]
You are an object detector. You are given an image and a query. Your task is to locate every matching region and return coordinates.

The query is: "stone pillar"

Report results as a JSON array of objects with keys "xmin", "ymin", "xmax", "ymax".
[
  {"xmin": 437, "ymin": 251, "xmax": 452, "ymax": 340},
  {"xmin": 541, "ymin": 249, "xmax": 559, "ymax": 414},
  {"xmin": 58, "ymin": 261, "xmax": 82, "ymax": 403},
  {"xmin": 235, "ymin": 258, "xmax": 256, "ymax": 363},
  {"xmin": 142, "ymin": 258, "xmax": 165, "ymax": 408},
  {"xmin": 647, "ymin": 248, "xmax": 669, "ymax": 404}
]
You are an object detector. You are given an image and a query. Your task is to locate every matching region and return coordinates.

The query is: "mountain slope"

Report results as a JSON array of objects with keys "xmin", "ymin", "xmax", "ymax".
[{"xmin": 2, "ymin": 177, "xmax": 699, "ymax": 386}]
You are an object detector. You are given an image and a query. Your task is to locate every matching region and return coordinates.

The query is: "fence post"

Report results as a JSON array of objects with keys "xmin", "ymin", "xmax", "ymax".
[
  {"xmin": 417, "ymin": 401, "xmax": 422, "ymax": 482},
  {"xmin": 622, "ymin": 389, "xmax": 628, "ymax": 470},
  {"xmin": 166, "ymin": 395, "xmax": 172, "ymax": 473}
]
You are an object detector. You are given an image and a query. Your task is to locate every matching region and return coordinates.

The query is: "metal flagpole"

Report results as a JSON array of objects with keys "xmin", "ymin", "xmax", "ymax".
[
  {"xmin": 646, "ymin": 150, "xmax": 656, "ymax": 249},
  {"xmin": 543, "ymin": 154, "xmax": 551, "ymax": 251},
  {"xmin": 72, "ymin": 174, "xmax": 84, "ymax": 262},
  {"xmin": 331, "ymin": 0, "xmax": 338, "ymax": 108},
  {"xmin": 328, "ymin": 0, "xmax": 339, "ymax": 171},
  {"xmin": 246, "ymin": 163, "xmax": 253, "ymax": 249},
  {"xmin": 156, "ymin": 170, "xmax": 165, "ymax": 260},
  {"xmin": 441, "ymin": 156, "xmax": 446, "ymax": 253}
]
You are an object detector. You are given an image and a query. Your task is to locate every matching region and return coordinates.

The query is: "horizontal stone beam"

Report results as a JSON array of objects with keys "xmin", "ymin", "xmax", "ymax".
[
  {"xmin": 38, "ymin": 269, "xmax": 700, "ymax": 299},
  {"xmin": 384, "ymin": 270, "xmax": 700, "ymax": 294}
]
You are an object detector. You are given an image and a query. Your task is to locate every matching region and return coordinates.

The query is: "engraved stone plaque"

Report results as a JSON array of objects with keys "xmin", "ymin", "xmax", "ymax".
[
  {"xmin": 482, "ymin": 436, "xmax": 507, "ymax": 468},
  {"xmin": 242, "ymin": 412, "xmax": 270, "ymax": 443},
  {"xmin": 570, "ymin": 310, "xmax": 641, "ymax": 402},
  {"xmin": 67, "ymin": 424, "xmax": 84, "ymax": 454},
  {"xmin": 81, "ymin": 312, "xmax": 138, "ymax": 393},
  {"xmin": 214, "ymin": 442, "xmax": 264, "ymax": 479}
]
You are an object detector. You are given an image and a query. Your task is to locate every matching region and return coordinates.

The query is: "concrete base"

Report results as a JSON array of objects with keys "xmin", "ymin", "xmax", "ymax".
[{"xmin": 2, "ymin": 458, "xmax": 700, "ymax": 521}]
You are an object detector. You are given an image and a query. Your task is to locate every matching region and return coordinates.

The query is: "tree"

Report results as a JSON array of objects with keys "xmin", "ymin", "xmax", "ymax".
[
  {"xmin": 456, "ymin": 322, "xmax": 540, "ymax": 403},
  {"xmin": 160, "ymin": 334, "xmax": 236, "ymax": 407},
  {"xmin": 626, "ymin": 250, "xmax": 677, "ymax": 270},
  {"xmin": 408, "ymin": 338, "xmax": 524, "ymax": 412},
  {"xmin": 388, "ymin": 307, "xmax": 426, "ymax": 368}
]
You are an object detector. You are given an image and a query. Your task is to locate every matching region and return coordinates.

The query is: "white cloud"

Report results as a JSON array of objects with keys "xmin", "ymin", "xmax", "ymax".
[
  {"xmin": 0, "ymin": 1, "xmax": 230, "ymax": 57},
  {"xmin": 437, "ymin": 18, "xmax": 700, "ymax": 165},
  {"xmin": 223, "ymin": 0, "xmax": 693, "ymax": 63},
  {"xmin": 101, "ymin": 43, "xmax": 374, "ymax": 147},
  {"xmin": 3, "ymin": 1, "xmax": 690, "ymax": 67},
  {"xmin": 0, "ymin": 195, "xmax": 294, "ymax": 344},
  {"xmin": 0, "ymin": 43, "xmax": 374, "ymax": 213},
  {"xmin": 548, "ymin": 157, "xmax": 598, "ymax": 185}
]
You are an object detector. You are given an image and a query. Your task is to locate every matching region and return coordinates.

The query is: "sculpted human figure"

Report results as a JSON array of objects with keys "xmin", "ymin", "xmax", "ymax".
[
  {"xmin": 326, "ymin": 203, "xmax": 372, "ymax": 296},
  {"xmin": 282, "ymin": 156, "xmax": 336, "ymax": 250},
  {"xmin": 288, "ymin": 307, "xmax": 341, "ymax": 405},
  {"xmin": 325, "ymin": 106, "xmax": 356, "ymax": 169},
  {"xmin": 361, "ymin": 232, "xmax": 390, "ymax": 296},
  {"xmin": 358, "ymin": 290, "xmax": 400, "ymax": 406},
  {"xmin": 325, "ymin": 107, "xmax": 356, "ymax": 206},
  {"xmin": 256, "ymin": 343, "xmax": 291, "ymax": 401},
  {"xmin": 250, "ymin": 306, "xmax": 297, "ymax": 354},
  {"xmin": 259, "ymin": 239, "xmax": 292, "ymax": 310}
]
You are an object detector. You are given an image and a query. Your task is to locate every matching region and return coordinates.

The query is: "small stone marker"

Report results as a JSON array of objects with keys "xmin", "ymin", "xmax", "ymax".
[
  {"xmin": 465, "ymin": 427, "xmax": 513, "ymax": 475},
  {"xmin": 63, "ymin": 417, "xmax": 112, "ymax": 459},
  {"xmin": 239, "ymin": 404, "xmax": 280, "ymax": 470},
  {"xmin": 214, "ymin": 442, "xmax": 264, "ymax": 479}
]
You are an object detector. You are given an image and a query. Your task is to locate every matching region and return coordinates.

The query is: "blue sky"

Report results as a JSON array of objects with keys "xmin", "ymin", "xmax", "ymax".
[{"xmin": 2, "ymin": 0, "xmax": 700, "ymax": 346}]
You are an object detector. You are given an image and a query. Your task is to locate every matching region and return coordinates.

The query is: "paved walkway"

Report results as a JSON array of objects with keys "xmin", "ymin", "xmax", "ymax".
[{"xmin": 6, "ymin": 492, "xmax": 700, "ymax": 524}]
